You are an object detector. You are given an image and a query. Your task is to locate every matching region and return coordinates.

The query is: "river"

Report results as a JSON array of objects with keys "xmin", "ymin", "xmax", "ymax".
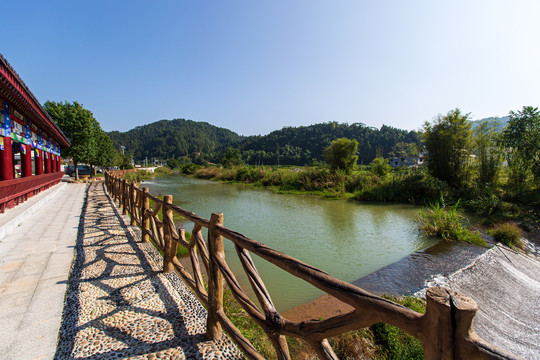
[{"xmin": 143, "ymin": 174, "xmax": 438, "ymax": 312}]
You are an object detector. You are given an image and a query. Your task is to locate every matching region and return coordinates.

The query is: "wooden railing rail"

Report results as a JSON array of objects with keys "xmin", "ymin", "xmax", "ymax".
[
  {"xmin": 104, "ymin": 171, "xmax": 519, "ymax": 360},
  {"xmin": 0, "ymin": 172, "xmax": 64, "ymax": 212}
]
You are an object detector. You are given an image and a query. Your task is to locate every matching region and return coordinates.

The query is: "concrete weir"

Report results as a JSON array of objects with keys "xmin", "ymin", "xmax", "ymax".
[{"xmin": 416, "ymin": 244, "xmax": 540, "ymax": 360}]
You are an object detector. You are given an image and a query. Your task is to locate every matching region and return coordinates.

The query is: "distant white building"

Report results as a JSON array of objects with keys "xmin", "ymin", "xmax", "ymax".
[{"xmin": 389, "ymin": 154, "xmax": 424, "ymax": 167}]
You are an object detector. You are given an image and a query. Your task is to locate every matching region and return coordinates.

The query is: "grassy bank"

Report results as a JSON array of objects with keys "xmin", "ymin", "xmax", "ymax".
[{"xmin": 192, "ymin": 165, "xmax": 447, "ymax": 204}]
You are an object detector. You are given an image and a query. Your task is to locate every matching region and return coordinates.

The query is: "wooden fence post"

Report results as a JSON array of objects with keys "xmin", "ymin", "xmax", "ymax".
[
  {"xmin": 117, "ymin": 177, "xmax": 121, "ymax": 203},
  {"xmin": 130, "ymin": 182, "xmax": 136, "ymax": 226},
  {"xmin": 113, "ymin": 176, "xmax": 117, "ymax": 201},
  {"xmin": 122, "ymin": 179, "xmax": 128, "ymax": 215},
  {"xmin": 207, "ymin": 212, "xmax": 224, "ymax": 340},
  {"xmin": 422, "ymin": 287, "xmax": 455, "ymax": 360},
  {"xmin": 142, "ymin": 187, "xmax": 149, "ymax": 242},
  {"xmin": 162, "ymin": 195, "xmax": 176, "ymax": 273},
  {"xmin": 422, "ymin": 286, "xmax": 518, "ymax": 360}
]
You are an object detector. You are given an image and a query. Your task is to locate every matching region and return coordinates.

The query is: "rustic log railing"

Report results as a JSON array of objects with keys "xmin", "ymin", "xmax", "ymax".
[{"xmin": 104, "ymin": 171, "xmax": 518, "ymax": 360}]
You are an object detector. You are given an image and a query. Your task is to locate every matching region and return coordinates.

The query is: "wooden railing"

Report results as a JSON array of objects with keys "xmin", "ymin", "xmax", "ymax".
[
  {"xmin": 0, "ymin": 172, "xmax": 64, "ymax": 213},
  {"xmin": 104, "ymin": 171, "xmax": 518, "ymax": 360}
]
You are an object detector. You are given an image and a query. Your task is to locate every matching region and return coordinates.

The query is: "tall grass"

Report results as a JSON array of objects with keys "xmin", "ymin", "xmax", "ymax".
[{"xmin": 417, "ymin": 199, "xmax": 487, "ymax": 246}]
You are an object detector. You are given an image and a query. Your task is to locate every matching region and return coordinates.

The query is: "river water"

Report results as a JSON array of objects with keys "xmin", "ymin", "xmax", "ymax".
[{"xmin": 143, "ymin": 174, "xmax": 438, "ymax": 312}]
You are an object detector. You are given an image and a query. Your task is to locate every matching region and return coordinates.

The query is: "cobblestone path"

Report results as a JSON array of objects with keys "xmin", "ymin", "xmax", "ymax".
[{"xmin": 55, "ymin": 182, "xmax": 243, "ymax": 359}]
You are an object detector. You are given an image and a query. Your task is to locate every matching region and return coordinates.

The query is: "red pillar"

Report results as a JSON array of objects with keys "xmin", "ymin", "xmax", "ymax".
[
  {"xmin": 45, "ymin": 152, "xmax": 51, "ymax": 174},
  {"xmin": 22, "ymin": 144, "xmax": 32, "ymax": 177},
  {"xmin": 1, "ymin": 136, "xmax": 13, "ymax": 180},
  {"xmin": 36, "ymin": 149, "xmax": 44, "ymax": 175},
  {"xmin": 57, "ymin": 157, "xmax": 61, "ymax": 173}
]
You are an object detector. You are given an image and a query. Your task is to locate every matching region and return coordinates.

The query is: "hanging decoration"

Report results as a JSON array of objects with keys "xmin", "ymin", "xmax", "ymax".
[
  {"xmin": 2, "ymin": 103, "xmax": 11, "ymax": 138},
  {"xmin": 25, "ymin": 120, "xmax": 31, "ymax": 146}
]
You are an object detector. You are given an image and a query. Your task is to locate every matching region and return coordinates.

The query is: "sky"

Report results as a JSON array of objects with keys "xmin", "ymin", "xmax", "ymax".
[{"xmin": 3, "ymin": 1, "xmax": 539, "ymax": 136}]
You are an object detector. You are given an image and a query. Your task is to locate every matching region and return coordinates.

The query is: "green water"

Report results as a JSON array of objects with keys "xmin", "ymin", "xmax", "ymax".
[{"xmin": 143, "ymin": 174, "xmax": 437, "ymax": 312}]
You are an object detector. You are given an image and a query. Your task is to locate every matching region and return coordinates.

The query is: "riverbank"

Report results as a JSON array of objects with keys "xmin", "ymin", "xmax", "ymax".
[{"xmin": 189, "ymin": 165, "xmax": 446, "ymax": 205}]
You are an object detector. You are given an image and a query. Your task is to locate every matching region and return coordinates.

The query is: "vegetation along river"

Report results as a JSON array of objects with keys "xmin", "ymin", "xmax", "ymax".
[{"xmin": 143, "ymin": 174, "xmax": 438, "ymax": 312}]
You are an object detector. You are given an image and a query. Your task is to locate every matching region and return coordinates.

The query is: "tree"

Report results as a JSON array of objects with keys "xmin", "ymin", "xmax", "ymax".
[
  {"xmin": 118, "ymin": 153, "xmax": 133, "ymax": 169},
  {"xmin": 93, "ymin": 129, "xmax": 118, "ymax": 168},
  {"xmin": 389, "ymin": 142, "xmax": 419, "ymax": 157},
  {"xmin": 167, "ymin": 158, "xmax": 182, "ymax": 169},
  {"xmin": 422, "ymin": 108, "xmax": 473, "ymax": 188},
  {"xmin": 221, "ymin": 147, "xmax": 243, "ymax": 168},
  {"xmin": 474, "ymin": 119, "xmax": 503, "ymax": 188},
  {"xmin": 500, "ymin": 106, "xmax": 540, "ymax": 187},
  {"xmin": 323, "ymin": 138, "xmax": 358, "ymax": 174},
  {"xmin": 44, "ymin": 101, "xmax": 95, "ymax": 179},
  {"xmin": 370, "ymin": 157, "xmax": 391, "ymax": 177}
]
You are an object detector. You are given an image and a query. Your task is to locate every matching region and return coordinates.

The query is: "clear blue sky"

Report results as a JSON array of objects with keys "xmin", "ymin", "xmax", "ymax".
[{"xmin": 3, "ymin": 1, "xmax": 539, "ymax": 135}]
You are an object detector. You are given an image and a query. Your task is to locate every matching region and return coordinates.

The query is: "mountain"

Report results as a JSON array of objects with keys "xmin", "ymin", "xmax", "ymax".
[
  {"xmin": 108, "ymin": 118, "xmax": 421, "ymax": 165},
  {"xmin": 237, "ymin": 122, "xmax": 420, "ymax": 165},
  {"xmin": 471, "ymin": 116, "xmax": 509, "ymax": 132},
  {"xmin": 107, "ymin": 118, "xmax": 242, "ymax": 161}
]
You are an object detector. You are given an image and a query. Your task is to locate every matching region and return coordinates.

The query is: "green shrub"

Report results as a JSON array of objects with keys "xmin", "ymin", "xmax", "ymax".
[
  {"xmin": 489, "ymin": 223, "xmax": 523, "ymax": 248},
  {"xmin": 123, "ymin": 170, "xmax": 153, "ymax": 183},
  {"xmin": 154, "ymin": 166, "xmax": 173, "ymax": 175},
  {"xmin": 235, "ymin": 166, "xmax": 266, "ymax": 182},
  {"xmin": 466, "ymin": 192, "xmax": 502, "ymax": 217},
  {"xmin": 345, "ymin": 171, "xmax": 380, "ymax": 192},
  {"xmin": 260, "ymin": 169, "xmax": 282, "ymax": 186},
  {"xmin": 354, "ymin": 173, "xmax": 449, "ymax": 205},
  {"xmin": 182, "ymin": 163, "xmax": 202, "ymax": 175},
  {"xmin": 370, "ymin": 157, "xmax": 391, "ymax": 177},
  {"xmin": 417, "ymin": 200, "xmax": 487, "ymax": 246}
]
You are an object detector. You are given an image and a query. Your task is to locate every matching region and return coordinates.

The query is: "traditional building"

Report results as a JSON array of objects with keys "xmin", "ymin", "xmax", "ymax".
[{"xmin": 0, "ymin": 54, "xmax": 70, "ymax": 212}]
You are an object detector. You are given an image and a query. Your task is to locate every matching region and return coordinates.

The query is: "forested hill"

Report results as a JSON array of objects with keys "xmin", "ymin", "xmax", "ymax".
[
  {"xmin": 107, "ymin": 118, "xmax": 242, "ymax": 161},
  {"xmin": 238, "ymin": 122, "xmax": 420, "ymax": 165},
  {"xmin": 108, "ymin": 118, "xmax": 421, "ymax": 165}
]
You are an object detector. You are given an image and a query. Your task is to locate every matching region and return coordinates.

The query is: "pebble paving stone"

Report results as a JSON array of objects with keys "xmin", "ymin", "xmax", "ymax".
[{"xmin": 55, "ymin": 182, "xmax": 244, "ymax": 359}]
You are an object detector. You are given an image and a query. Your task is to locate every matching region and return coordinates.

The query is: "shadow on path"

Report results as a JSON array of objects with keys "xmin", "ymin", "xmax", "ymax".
[{"xmin": 55, "ymin": 182, "xmax": 241, "ymax": 359}]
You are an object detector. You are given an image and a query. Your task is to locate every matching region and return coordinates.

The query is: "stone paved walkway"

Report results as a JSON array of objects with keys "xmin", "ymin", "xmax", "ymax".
[
  {"xmin": 0, "ymin": 181, "xmax": 86, "ymax": 360},
  {"xmin": 55, "ymin": 182, "xmax": 242, "ymax": 359}
]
